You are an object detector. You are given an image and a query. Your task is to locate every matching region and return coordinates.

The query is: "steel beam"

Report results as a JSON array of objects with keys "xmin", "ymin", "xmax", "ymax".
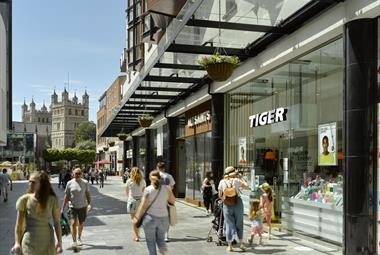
[
  {"xmin": 131, "ymin": 94, "xmax": 177, "ymax": 100},
  {"xmin": 137, "ymin": 86, "xmax": 188, "ymax": 92},
  {"xmin": 144, "ymin": 75, "xmax": 202, "ymax": 83},
  {"xmin": 154, "ymin": 62, "xmax": 204, "ymax": 70},
  {"xmin": 186, "ymin": 19, "xmax": 284, "ymax": 34},
  {"xmin": 167, "ymin": 43, "xmax": 252, "ymax": 58}
]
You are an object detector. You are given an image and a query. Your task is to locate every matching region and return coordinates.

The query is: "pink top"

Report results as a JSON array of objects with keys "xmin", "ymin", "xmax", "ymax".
[{"xmin": 260, "ymin": 193, "xmax": 272, "ymax": 216}]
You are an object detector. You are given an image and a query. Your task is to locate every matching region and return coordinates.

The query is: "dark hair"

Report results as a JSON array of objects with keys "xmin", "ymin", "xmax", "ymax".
[
  {"xmin": 157, "ymin": 162, "xmax": 165, "ymax": 169},
  {"xmin": 28, "ymin": 171, "xmax": 56, "ymax": 209},
  {"xmin": 322, "ymin": 136, "xmax": 329, "ymax": 143},
  {"xmin": 2, "ymin": 169, "xmax": 6, "ymax": 173},
  {"xmin": 150, "ymin": 170, "xmax": 161, "ymax": 189},
  {"xmin": 205, "ymin": 170, "xmax": 213, "ymax": 179}
]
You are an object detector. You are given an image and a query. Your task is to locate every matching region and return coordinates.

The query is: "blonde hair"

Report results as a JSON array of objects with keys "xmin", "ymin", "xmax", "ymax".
[
  {"xmin": 150, "ymin": 170, "xmax": 161, "ymax": 189},
  {"xmin": 249, "ymin": 200, "xmax": 261, "ymax": 221},
  {"xmin": 130, "ymin": 167, "xmax": 143, "ymax": 185}
]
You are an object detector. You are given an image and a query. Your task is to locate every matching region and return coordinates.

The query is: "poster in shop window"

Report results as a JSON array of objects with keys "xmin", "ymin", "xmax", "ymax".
[
  {"xmin": 238, "ymin": 137, "xmax": 247, "ymax": 165},
  {"xmin": 318, "ymin": 122, "xmax": 337, "ymax": 166}
]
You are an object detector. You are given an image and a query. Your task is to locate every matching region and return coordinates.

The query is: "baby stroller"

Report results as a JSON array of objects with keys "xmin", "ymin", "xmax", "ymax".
[{"xmin": 206, "ymin": 198, "xmax": 227, "ymax": 246}]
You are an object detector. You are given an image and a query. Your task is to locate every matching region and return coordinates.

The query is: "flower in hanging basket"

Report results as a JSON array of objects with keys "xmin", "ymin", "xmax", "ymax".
[
  {"xmin": 108, "ymin": 141, "xmax": 115, "ymax": 147},
  {"xmin": 117, "ymin": 133, "xmax": 128, "ymax": 141},
  {"xmin": 138, "ymin": 115, "xmax": 154, "ymax": 128},
  {"xmin": 198, "ymin": 53, "xmax": 240, "ymax": 82},
  {"xmin": 103, "ymin": 146, "xmax": 109, "ymax": 152}
]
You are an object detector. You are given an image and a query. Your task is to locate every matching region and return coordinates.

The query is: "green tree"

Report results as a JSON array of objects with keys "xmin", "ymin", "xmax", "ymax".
[
  {"xmin": 74, "ymin": 121, "xmax": 96, "ymax": 144},
  {"xmin": 75, "ymin": 140, "xmax": 96, "ymax": 150}
]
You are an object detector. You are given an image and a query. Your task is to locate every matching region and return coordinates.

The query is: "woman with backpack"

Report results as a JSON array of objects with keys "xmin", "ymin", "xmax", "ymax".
[{"xmin": 218, "ymin": 166, "xmax": 249, "ymax": 252}]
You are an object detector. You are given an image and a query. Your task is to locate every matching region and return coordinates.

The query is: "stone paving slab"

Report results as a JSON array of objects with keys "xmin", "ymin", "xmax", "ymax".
[{"xmin": 0, "ymin": 176, "xmax": 342, "ymax": 255}]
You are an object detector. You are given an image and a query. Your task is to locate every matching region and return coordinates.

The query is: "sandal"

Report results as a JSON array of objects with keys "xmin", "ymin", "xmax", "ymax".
[
  {"xmin": 240, "ymin": 244, "xmax": 246, "ymax": 251},
  {"xmin": 226, "ymin": 246, "xmax": 233, "ymax": 252},
  {"xmin": 134, "ymin": 237, "xmax": 140, "ymax": 242}
]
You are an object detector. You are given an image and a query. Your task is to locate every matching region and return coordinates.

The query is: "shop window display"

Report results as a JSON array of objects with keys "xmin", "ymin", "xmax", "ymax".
[{"xmin": 225, "ymin": 39, "xmax": 343, "ymax": 243}]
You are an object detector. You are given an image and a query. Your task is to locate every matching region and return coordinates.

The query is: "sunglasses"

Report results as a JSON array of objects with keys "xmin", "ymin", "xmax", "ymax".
[{"xmin": 75, "ymin": 173, "xmax": 82, "ymax": 176}]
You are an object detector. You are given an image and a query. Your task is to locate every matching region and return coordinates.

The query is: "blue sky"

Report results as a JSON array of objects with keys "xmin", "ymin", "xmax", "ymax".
[{"xmin": 13, "ymin": 0, "xmax": 126, "ymax": 122}]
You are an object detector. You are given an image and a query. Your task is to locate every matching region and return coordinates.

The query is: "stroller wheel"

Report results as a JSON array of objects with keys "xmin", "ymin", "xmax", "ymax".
[{"xmin": 207, "ymin": 237, "xmax": 213, "ymax": 242}]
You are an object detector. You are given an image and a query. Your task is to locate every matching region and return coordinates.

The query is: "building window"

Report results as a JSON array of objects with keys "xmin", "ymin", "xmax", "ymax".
[
  {"xmin": 81, "ymin": 110, "xmax": 84, "ymax": 116},
  {"xmin": 38, "ymin": 117, "xmax": 40, "ymax": 122},
  {"xmin": 69, "ymin": 109, "xmax": 72, "ymax": 115},
  {"xmin": 75, "ymin": 109, "xmax": 78, "ymax": 115}
]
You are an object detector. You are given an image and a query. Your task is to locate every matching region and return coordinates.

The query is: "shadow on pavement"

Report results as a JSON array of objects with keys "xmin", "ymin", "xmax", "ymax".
[{"xmin": 80, "ymin": 244, "xmax": 124, "ymax": 251}]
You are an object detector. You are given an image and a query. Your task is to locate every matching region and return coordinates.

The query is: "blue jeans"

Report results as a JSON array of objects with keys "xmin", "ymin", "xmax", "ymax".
[
  {"xmin": 223, "ymin": 197, "xmax": 244, "ymax": 242},
  {"xmin": 142, "ymin": 214, "xmax": 170, "ymax": 255}
]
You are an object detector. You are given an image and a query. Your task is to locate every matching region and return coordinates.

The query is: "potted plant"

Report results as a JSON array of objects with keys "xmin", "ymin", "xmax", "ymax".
[
  {"xmin": 198, "ymin": 53, "xmax": 239, "ymax": 81},
  {"xmin": 108, "ymin": 141, "xmax": 115, "ymax": 147},
  {"xmin": 103, "ymin": 146, "xmax": 109, "ymax": 152},
  {"xmin": 138, "ymin": 115, "xmax": 154, "ymax": 128},
  {"xmin": 117, "ymin": 133, "xmax": 128, "ymax": 141}
]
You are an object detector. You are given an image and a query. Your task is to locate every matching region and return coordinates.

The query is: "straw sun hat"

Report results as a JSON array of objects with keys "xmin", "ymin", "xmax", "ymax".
[{"xmin": 224, "ymin": 166, "xmax": 237, "ymax": 177}]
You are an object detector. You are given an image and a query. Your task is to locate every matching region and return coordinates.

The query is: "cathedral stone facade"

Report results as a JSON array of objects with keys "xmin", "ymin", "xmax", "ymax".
[
  {"xmin": 22, "ymin": 98, "xmax": 51, "ymax": 124},
  {"xmin": 51, "ymin": 89, "xmax": 89, "ymax": 149}
]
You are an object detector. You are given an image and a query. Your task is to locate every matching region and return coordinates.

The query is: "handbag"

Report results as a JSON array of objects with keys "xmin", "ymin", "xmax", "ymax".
[
  {"xmin": 60, "ymin": 213, "xmax": 71, "ymax": 236},
  {"xmin": 222, "ymin": 180, "xmax": 238, "ymax": 206},
  {"xmin": 135, "ymin": 186, "xmax": 162, "ymax": 228},
  {"xmin": 168, "ymin": 203, "xmax": 177, "ymax": 226}
]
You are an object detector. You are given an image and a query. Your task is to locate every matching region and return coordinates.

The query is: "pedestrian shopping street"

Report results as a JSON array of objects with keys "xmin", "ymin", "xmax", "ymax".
[{"xmin": 0, "ymin": 176, "xmax": 342, "ymax": 255}]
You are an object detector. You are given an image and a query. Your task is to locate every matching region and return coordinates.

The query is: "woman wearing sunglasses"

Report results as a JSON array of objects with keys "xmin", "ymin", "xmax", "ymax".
[{"xmin": 11, "ymin": 171, "xmax": 63, "ymax": 254}]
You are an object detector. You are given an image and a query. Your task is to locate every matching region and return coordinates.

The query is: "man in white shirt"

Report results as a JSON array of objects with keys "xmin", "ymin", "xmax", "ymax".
[
  {"xmin": 156, "ymin": 162, "xmax": 175, "ymax": 242},
  {"xmin": 0, "ymin": 169, "xmax": 13, "ymax": 202},
  {"xmin": 61, "ymin": 168, "xmax": 91, "ymax": 249}
]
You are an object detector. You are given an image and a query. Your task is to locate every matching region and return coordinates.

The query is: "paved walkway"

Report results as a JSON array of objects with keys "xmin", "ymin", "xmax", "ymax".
[{"xmin": 0, "ymin": 176, "xmax": 342, "ymax": 254}]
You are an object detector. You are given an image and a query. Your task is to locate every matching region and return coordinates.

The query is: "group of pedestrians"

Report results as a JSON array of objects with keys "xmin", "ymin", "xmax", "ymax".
[
  {"xmin": 125, "ymin": 162, "xmax": 175, "ymax": 255},
  {"xmin": 11, "ymin": 168, "xmax": 91, "ymax": 255},
  {"xmin": 218, "ymin": 166, "xmax": 273, "ymax": 252}
]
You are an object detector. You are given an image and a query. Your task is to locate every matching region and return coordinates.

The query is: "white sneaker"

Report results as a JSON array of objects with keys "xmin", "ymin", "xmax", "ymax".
[
  {"xmin": 71, "ymin": 241, "xmax": 78, "ymax": 249},
  {"xmin": 165, "ymin": 238, "xmax": 170, "ymax": 242},
  {"xmin": 77, "ymin": 239, "xmax": 83, "ymax": 246}
]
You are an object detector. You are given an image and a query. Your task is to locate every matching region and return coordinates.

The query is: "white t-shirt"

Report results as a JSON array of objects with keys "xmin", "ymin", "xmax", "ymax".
[
  {"xmin": 160, "ymin": 171, "xmax": 175, "ymax": 188},
  {"xmin": 145, "ymin": 185, "xmax": 170, "ymax": 217},
  {"xmin": 218, "ymin": 178, "xmax": 244, "ymax": 197},
  {"xmin": 126, "ymin": 179, "xmax": 146, "ymax": 201}
]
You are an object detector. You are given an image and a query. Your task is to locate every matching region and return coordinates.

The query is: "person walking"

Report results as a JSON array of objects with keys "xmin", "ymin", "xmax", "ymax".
[
  {"xmin": 125, "ymin": 167, "xmax": 146, "ymax": 242},
  {"xmin": 156, "ymin": 162, "xmax": 175, "ymax": 242},
  {"xmin": 260, "ymin": 183, "xmax": 273, "ymax": 239},
  {"xmin": 202, "ymin": 170, "xmax": 216, "ymax": 215},
  {"xmin": 11, "ymin": 171, "xmax": 63, "ymax": 255},
  {"xmin": 248, "ymin": 199, "xmax": 264, "ymax": 246},
  {"xmin": 61, "ymin": 168, "xmax": 91, "ymax": 249},
  {"xmin": 99, "ymin": 170, "xmax": 105, "ymax": 188},
  {"xmin": 0, "ymin": 168, "xmax": 13, "ymax": 202},
  {"xmin": 133, "ymin": 170, "xmax": 175, "ymax": 255},
  {"xmin": 218, "ymin": 166, "xmax": 249, "ymax": 252}
]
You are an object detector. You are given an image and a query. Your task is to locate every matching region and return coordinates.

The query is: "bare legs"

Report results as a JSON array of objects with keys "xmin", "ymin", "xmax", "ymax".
[{"xmin": 130, "ymin": 213, "xmax": 140, "ymax": 241}]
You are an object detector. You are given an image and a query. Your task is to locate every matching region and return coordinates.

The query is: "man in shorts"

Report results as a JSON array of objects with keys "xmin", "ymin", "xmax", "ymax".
[
  {"xmin": 61, "ymin": 168, "xmax": 91, "ymax": 249},
  {"xmin": 0, "ymin": 169, "xmax": 12, "ymax": 202},
  {"xmin": 156, "ymin": 162, "xmax": 175, "ymax": 242}
]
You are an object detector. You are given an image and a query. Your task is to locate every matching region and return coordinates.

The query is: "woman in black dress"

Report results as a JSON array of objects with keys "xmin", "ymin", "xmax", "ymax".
[{"xmin": 202, "ymin": 170, "xmax": 216, "ymax": 215}]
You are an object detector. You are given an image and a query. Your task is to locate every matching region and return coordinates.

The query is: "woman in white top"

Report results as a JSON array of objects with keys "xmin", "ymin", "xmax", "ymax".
[
  {"xmin": 218, "ymin": 166, "xmax": 249, "ymax": 252},
  {"xmin": 125, "ymin": 167, "xmax": 146, "ymax": 242},
  {"xmin": 133, "ymin": 170, "xmax": 175, "ymax": 255}
]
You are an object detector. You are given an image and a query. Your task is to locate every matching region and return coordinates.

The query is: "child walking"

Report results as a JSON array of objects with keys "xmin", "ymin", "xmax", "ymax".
[
  {"xmin": 248, "ymin": 199, "xmax": 263, "ymax": 246},
  {"xmin": 260, "ymin": 183, "xmax": 273, "ymax": 239}
]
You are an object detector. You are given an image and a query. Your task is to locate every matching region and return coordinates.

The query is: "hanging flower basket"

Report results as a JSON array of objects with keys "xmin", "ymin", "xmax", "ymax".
[
  {"xmin": 108, "ymin": 141, "xmax": 115, "ymax": 147},
  {"xmin": 117, "ymin": 133, "xmax": 128, "ymax": 141},
  {"xmin": 138, "ymin": 115, "xmax": 154, "ymax": 128},
  {"xmin": 103, "ymin": 146, "xmax": 109, "ymax": 152},
  {"xmin": 198, "ymin": 53, "xmax": 239, "ymax": 82}
]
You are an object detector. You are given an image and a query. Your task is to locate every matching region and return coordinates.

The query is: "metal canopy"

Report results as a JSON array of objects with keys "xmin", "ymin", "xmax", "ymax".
[{"xmin": 101, "ymin": 0, "xmax": 343, "ymax": 137}]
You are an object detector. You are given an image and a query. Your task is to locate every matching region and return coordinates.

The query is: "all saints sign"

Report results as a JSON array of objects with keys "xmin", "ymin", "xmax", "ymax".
[
  {"xmin": 187, "ymin": 110, "xmax": 211, "ymax": 128},
  {"xmin": 249, "ymin": 107, "xmax": 288, "ymax": 128}
]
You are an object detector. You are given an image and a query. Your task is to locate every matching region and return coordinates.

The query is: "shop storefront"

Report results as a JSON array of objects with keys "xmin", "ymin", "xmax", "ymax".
[
  {"xmin": 225, "ymin": 39, "xmax": 343, "ymax": 243},
  {"xmin": 178, "ymin": 101, "xmax": 212, "ymax": 204}
]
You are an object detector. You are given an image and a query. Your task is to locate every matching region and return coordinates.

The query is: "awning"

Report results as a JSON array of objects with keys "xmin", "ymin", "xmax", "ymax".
[
  {"xmin": 94, "ymin": 159, "xmax": 111, "ymax": 165},
  {"xmin": 102, "ymin": 0, "xmax": 343, "ymax": 137}
]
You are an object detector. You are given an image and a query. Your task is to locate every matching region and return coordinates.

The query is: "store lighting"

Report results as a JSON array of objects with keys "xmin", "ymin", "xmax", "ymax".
[{"xmin": 265, "ymin": 151, "xmax": 276, "ymax": 160}]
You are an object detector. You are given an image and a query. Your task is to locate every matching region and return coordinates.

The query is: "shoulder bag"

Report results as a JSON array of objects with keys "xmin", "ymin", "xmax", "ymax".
[
  {"xmin": 135, "ymin": 186, "xmax": 162, "ymax": 228},
  {"xmin": 222, "ymin": 180, "xmax": 238, "ymax": 206}
]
